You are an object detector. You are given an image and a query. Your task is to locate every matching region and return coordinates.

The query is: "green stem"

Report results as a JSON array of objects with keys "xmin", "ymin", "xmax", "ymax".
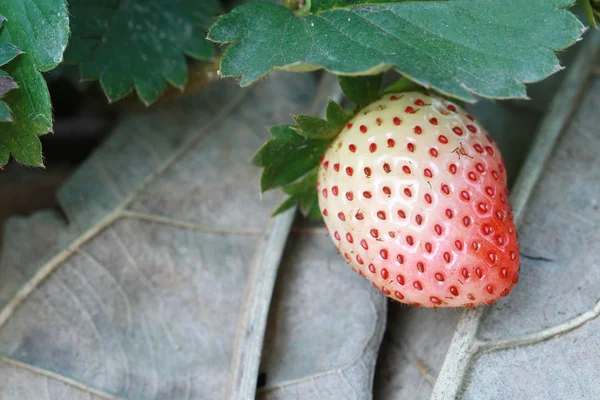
[
  {"xmin": 580, "ymin": 0, "xmax": 598, "ymax": 29},
  {"xmin": 284, "ymin": 0, "xmax": 311, "ymax": 17}
]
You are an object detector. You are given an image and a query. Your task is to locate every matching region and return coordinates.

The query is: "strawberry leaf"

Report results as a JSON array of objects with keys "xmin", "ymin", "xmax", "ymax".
[
  {"xmin": 292, "ymin": 100, "xmax": 352, "ymax": 139},
  {"xmin": 0, "ymin": 70, "xmax": 17, "ymax": 122},
  {"xmin": 272, "ymin": 168, "xmax": 321, "ymax": 219},
  {"xmin": 0, "ymin": 3, "xmax": 69, "ymax": 165},
  {"xmin": 254, "ymin": 96, "xmax": 351, "ymax": 193},
  {"xmin": 253, "ymin": 78, "xmax": 355, "ymax": 215},
  {"xmin": 0, "ymin": 70, "xmax": 18, "ymax": 97},
  {"xmin": 64, "ymin": 0, "xmax": 221, "ymax": 105},
  {"xmin": 0, "ymin": 36, "xmax": 21, "ymax": 67},
  {"xmin": 0, "ymin": 100, "xmax": 11, "ymax": 122},
  {"xmin": 339, "ymin": 75, "xmax": 382, "ymax": 110},
  {"xmin": 252, "ymin": 125, "xmax": 332, "ymax": 193},
  {"xmin": 0, "ymin": 35, "xmax": 21, "ymax": 122},
  {"xmin": 209, "ymin": 0, "xmax": 583, "ymax": 101}
]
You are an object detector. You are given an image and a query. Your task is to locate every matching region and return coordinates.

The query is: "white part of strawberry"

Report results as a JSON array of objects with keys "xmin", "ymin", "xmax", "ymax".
[{"xmin": 318, "ymin": 92, "xmax": 519, "ymax": 308}]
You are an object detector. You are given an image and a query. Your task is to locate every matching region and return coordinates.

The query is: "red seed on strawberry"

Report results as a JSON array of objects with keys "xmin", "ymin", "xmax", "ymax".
[{"xmin": 317, "ymin": 92, "xmax": 520, "ymax": 308}]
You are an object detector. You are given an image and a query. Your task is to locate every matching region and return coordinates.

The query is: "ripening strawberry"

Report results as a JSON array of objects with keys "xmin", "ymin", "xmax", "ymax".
[{"xmin": 317, "ymin": 92, "xmax": 519, "ymax": 308}]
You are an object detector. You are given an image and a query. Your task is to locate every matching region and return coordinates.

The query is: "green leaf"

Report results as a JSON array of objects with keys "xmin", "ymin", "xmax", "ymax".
[
  {"xmin": 0, "ymin": 18, "xmax": 21, "ymax": 122},
  {"xmin": 273, "ymin": 168, "xmax": 321, "ymax": 219},
  {"xmin": 292, "ymin": 100, "xmax": 352, "ymax": 139},
  {"xmin": 0, "ymin": 100, "xmax": 11, "ymax": 122},
  {"xmin": 65, "ymin": 0, "xmax": 222, "ymax": 105},
  {"xmin": 338, "ymin": 74, "xmax": 382, "ymax": 110},
  {"xmin": 252, "ymin": 125, "xmax": 332, "ymax": 192},
  {"xmin": 310, "ymin": 0, "xmax": 412, "ymax": 14},
  {"xmin": 381, "ymin": 77, "xmax": 423, "ymax": 96},
  {"xmin": 0, "ymin": 1, "xmax": 69, "ymax": 165},
  {"xmin": 254, "ymin": 98, "xmax": 349, "ymax": 216},
  {"xmin": 0, "ymin": 70, "xmax": 18, "ymax": 96},
  {"xmin": 0, "ymin": 70, "xmax": 17, "ymax": 126},
  {"xmin": 0, "ymin": 39, "xmax": 21, "ymax": 67},
  {"xmin": 0, "ymin": 35, "xmax": 20, "ymax": 122},
  {"xmin": 209, "ymin": 0, "xmax": 583, "ymax": 101}
]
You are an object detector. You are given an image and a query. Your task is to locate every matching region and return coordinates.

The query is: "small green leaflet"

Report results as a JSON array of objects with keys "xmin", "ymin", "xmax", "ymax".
[
  {"xmin": 0, "ymin": 70, "xmax": 18, "ymax": 122},
  {"xmin": 0, "ymin": 18, "xmax": 21, "ymax": 123},
  {"xmin": 252, "ymin": 125, "xmax": 331, "ymax": 193},
  {"xmin": 338, "ymin": 75, "xmax": 382, "ymax": 110},
  {"xmin": 253, "ymin": 100, "xmax": 352, "ymax": 217},
  {"xmin": 209, "ymin": 0, "xmax": 583, "ymax": 101},
  {"xmin": 65, "ymin": 0, "xmax": 221, "ymax": 105},
  {"xmin": 273, "ymin": 168, "xmax": 321, "ymax": 219},
  {"xmin": 0, "ymin": 24, "xmax": 21, "ymax": 67},
  {"xmin": 0, "ymin": 100, "xmax": 11, "ymax": 122},
  {"xmin": 292, "ymin": 100, "xmax": 353, "ymax": 140},
  {"xmin": 0, "ymin": 1, "xmax": 69, "ymax": 165},
  {"xmin": 0, "ymin": 70, "xmax": 18, "ymax": 96}
]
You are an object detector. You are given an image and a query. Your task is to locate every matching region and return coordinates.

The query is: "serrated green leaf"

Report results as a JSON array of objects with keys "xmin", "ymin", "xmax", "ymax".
[
  {"xmin": 252, "ymin": 125, "xmax": 332, "ymax": 192},
  {"xmin": 308, "ymin": 201, "xmax": 322, "ymax": 220},
  {"xmin": 339, "ymin": 75, "xmax": 382, "ymax": 109},
  {"xmin": 0, "ymin": 99, "xmax": 12, "ymax": 122},
  {"xmin": 293, "ymin": 100, "xmax": 352, "ymax": 139},
  {"xmin": 65, "ymin": 0, "xmax": 221, "ymax": 105},
  {"xmin": 272, "ymin": 195, "xmax": 298, "ymax": 216},
  {"xmin": 254, "ymin": 96, "xmax": 349, "ymax": 211},
  {"xmin": 273, "ymin": 168, "xmax": 320, "ymax": 219},
  {"xmin": 0, "ymin": 18, "xmax": 19, "ymax": 123},
  {"xmin": 0, "ymin": 70, "xmax": 18, "ymax": 97},
  {"xmin": 0, "ymin": 41, "xmax": 21, "ymax": 67},
  {"xmin": 0, "ymin": 57, "xmax": 47, "ymax": 162},
  {"xmin": 292, "ymin": 115, "xmax": 332, "ymax": 139},
  {"xmin": 209, "ymin": 0, "xmax": 583, "ymax": 101},
  {"xmin": 325, "ymin": 100, "xmax": 353, "ymax": 126},
  {"xmin": 0, "ymin": 1, "xmax": 69, "ymax": 165}
]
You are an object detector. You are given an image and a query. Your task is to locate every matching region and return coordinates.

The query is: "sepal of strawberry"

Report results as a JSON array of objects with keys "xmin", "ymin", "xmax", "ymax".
[
  {"xmin": 338, "ymin": 75, "xmax": 383, "ymax": 110},
  {"xmin": 252, "ymin": 124, "xmax": 332, "ymax": 193},
  {"xmin": 252, "ymin": 97, "xmax": 354, "ymax": 216},
  {"xmin": 253, "ymin": 74, "xmax": 426, "ymax": 218},
  {"xmin": 272, "ymin": 168, "xmax": 320, "ymax": 218},
  {"xmin": 380, "ymin": 76, "xmax": 424, "ymax": 97},
  {"xmin": 291, "ymin": 100, "xmax": 353, "ymax": 140}
]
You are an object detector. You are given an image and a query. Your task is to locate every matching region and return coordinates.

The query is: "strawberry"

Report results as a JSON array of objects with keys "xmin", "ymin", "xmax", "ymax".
[{"xmin": 317, "ymin": 92, "xmax": 519, "ymax": 308}]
